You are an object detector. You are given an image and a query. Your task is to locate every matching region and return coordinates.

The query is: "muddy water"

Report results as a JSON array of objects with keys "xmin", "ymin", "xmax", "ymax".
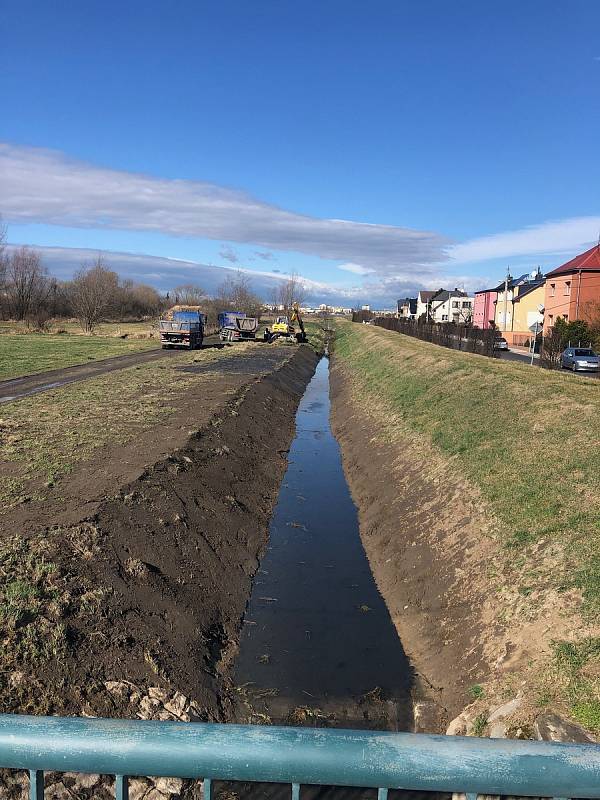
[{"xmin": 234, "ymin": 357, "xmax": 413, "ymax": 730}]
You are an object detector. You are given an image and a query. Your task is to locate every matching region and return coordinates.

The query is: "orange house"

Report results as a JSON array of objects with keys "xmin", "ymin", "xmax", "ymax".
[{"xmin": 544, "ymin": 245, "xmax": 600, "ymax": 332}]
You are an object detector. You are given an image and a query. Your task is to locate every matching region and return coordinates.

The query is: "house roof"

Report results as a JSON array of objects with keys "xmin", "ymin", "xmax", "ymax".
[
  {"xmin": 418, "ymin": 290, "xmax": 437, "ymax": 302},
  {"xmin": 475, "ymin": 282, "xmax": 504, "ymax": 295},
  {"xmin": 547, "ymin": 245, "xmax": 600, "ymax": 276},
  {"xmin": 512, "ymin": 280, "xmax": 545, "ymax": 303},
  {"xmin": 432, "ymin": 289, "xmax": 469, "ymax": 304}
]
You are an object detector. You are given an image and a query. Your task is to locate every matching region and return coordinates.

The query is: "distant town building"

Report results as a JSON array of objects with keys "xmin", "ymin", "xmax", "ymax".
[
  {"xmin": 361, "ymin": 304, "xmax": 371, "ymax": 311},
  {"xmin": 397, "ymin": 297, "xmax": 417, "ymax": 319}
]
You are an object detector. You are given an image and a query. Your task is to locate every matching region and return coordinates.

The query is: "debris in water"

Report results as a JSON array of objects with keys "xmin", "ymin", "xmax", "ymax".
[
  {"xmin": 253, "ymin": 687, "xmax": 279, "ymax": 698},
  {"xmin": 287, "ymin": 521, "xmax": 307, "ymax": 531},
  {"xmin": 359, "ymin": 604, "xmax": 372, "ymax": 613},
  {"xmin": 258, "ymin": 654, "xmax": 271, "ymax": 664},
  {"xmin": 258, "ymin": 597, "xmax": 278, "ymax": 602}
]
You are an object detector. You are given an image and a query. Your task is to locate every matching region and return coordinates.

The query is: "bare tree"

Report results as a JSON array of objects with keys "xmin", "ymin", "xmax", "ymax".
[
  {"xmin": 215, "ymin": 271, "xmax": 263, "ymax": 317},
  {"xmin": 276, "ymin": 272, "xmax": 306, "ymax": 314},
  {"xmin": 173, "ymin": 283, "xmax": 206, "ymax": 305},
  {"xmin": 0, "ymin": 218, "xmax": 6, "ymax": 290},
  {"xmin": 70, "ymin": 257, "xmax": 119, "ymax": 333},
  {"xmin": 4, "ymin": 247, "xmax": 50, "ymax": 320},
  {"xmin": 540, "ymin": 326, "xmax": 564, "ymax": 370}
]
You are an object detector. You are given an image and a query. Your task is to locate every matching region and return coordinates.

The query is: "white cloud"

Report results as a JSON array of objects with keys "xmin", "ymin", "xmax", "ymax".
[
  {"xmin": 337, "ymin": 262, "xmax": 375, "ymax": 275},
  {"xmin": 0, "ymin": 143, "xmax": 448, "ymax": 275},
  {"xmin": 7, "ymin": 243, "xmax": 488, "ymax": 308},
  {"xmin": 450, "ymin": 216, "xmax": 600, "ymax": 265}
]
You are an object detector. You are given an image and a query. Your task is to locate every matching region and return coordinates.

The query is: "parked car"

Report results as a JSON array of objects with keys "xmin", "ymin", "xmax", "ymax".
[
  {"xmin": 560, "ymin": 347, "xmax": 600, "ymax": 372},
  {"xmin": 493, "ymin": 336, "xmax": 509, "ymax": 351}
]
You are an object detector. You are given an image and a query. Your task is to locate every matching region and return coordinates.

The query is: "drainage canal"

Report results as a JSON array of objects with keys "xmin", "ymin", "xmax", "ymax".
[{"xmin": 234, "ymin": 356, "xmax": 413, "ymax": 730}]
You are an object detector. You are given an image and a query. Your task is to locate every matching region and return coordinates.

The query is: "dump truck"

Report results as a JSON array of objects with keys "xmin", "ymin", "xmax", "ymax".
[
  {"xmin": 263, "ymin": 304, "xmax": 307, "ymax": 343},
  {"xmin": 218, "ymin": 311, "xmax": 259, "ymax": 342},
  {"xmin": 160, "ymin": 306, "xmax": 205, "ymax": 349}
]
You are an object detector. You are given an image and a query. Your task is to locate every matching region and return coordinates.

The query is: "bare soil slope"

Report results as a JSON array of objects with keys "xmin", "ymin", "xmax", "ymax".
[{"xmin": 0, "ymin": 345, "xmax": 318, "ymax": 724}]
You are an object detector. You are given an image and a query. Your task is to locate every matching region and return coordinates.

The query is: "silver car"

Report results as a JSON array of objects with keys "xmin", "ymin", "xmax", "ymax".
[
  {"xmin": 561, "ymin": 347, "xmax": 600, "ymax": 372},
  {"xmin": 494, "ymin": 336, "xmax": 509, "ymax": 351}
]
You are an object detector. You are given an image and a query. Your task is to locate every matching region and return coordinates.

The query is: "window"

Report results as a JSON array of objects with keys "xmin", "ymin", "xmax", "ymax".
[
  {"xmin": 549, "ymin": 283, "xmax": 556, "ymax": 297},
  {"xmin": 452, "ymin": 301, "xmax": 459, "ymax": 308},
  {"xmin": 564, "ymin": 281, "xmax": 571, "ymax": 296},
  {"xmin": 442, "ymin": 314, "xmax": 448, "ymax": 321},
  {"xmin": 462, "ymin": 301, "xmax": 470, "ymax": 308},
  {"xmin": 563, "ymin": 314, "xmax": 568, "ymax": 320}
]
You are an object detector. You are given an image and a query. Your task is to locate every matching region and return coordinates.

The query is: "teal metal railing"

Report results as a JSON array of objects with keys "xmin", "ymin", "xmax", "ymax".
[{"xmin": 1, "ymin": 714, "xmax": 600, "ymax": 799}]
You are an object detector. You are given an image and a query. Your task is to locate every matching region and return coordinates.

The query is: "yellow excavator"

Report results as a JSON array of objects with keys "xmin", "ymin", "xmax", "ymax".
[{"xmin": 264, "ymin": 303, "xmax": 307, "ymax": 343}]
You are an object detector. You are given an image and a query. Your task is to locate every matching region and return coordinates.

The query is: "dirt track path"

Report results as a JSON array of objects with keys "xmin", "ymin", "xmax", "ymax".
[{"xmin": 0, "ymin": 337, "xmax": 223, "ymax": 404}]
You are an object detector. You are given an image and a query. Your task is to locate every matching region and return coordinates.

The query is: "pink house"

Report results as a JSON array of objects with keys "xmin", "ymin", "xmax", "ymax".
[{"xmin": 473, "ymin": 283, "xmax": 502, "ymax": 329}]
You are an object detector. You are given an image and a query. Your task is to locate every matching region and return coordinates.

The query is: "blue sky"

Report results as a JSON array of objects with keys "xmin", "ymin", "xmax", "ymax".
[{"xmin": 1, "ymin": 0, "xmax": 600, "ymax": 306}]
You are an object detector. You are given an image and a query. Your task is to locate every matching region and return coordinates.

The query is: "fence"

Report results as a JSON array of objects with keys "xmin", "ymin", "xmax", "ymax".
[
  {"xmin": 357, "ymin": 315, "xmax": 497, "ymax": 357},
  {"xmin": 1, "ymin": 715, "xmax": 600, "ymax": 799}
]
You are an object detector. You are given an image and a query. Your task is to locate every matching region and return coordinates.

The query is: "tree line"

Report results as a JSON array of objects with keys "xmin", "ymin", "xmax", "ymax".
[{"xmin": 0, "ymin": 226, "xmax": 306, "ymax": 334}]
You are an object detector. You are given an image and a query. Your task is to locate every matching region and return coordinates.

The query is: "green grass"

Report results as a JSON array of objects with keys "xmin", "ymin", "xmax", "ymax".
[
  {"xmin": 334, "ymin": 321, "xmax": 600, "ymax": 613},
  {"xmin": 0, "ymin": 319, "xmax": 156, "ymax": 336},
  {"xmin": 545, "ymin": 638, "xmax": 600, "ymax": 732},
  {"xmin": 0, "ymin": 332, "xmax": 157, "ymax": 380},
  {"xmin": 0, "ymin": 537, "xmax": 63, "ymax": 659},
  {"xmin": 471, "ymin": 713, "xmax": 488, "ymax": 736}
]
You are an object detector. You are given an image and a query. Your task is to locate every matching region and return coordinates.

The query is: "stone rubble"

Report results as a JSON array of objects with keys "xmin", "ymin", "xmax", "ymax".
[
  {"xmin": 446, "ymin": 695, "xmax": 597, "ymax": 745},
  {"xmin": 52, "ymin": 680, "xmax": 209, "ymax": 799}
]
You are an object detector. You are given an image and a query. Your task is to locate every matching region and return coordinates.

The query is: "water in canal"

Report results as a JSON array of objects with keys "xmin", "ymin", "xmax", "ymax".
[{"xmin": 234, "ymin": 356, "xmax": 413, "ymax": 730}]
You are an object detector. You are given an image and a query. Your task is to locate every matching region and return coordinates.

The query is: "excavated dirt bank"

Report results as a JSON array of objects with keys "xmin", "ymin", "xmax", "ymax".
[
  {"xmin": 1, "ymin": 346, "xmax": 318, "ymax": 726},
  {"xmin": 329, "ymin": 359, "xmax": 494, "ymax": 730}
]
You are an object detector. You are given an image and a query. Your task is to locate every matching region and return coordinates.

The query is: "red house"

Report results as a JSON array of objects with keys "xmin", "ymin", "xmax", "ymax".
[{"xmin": 544, "ymin": 245, "xmax": 600, "ymax": 332}]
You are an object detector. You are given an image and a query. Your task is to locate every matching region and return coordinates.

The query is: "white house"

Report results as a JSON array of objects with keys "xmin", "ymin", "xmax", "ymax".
[
  {"xmin": 416, "ymin": 290, "xmax": 440, "ymax": 320},
  {"xmin": 429, "ymin": 290, "xmax": 474, "ymax": 323}
]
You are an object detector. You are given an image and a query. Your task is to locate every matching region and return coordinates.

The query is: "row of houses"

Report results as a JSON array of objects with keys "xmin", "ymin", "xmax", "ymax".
[
  {"xmin": 474, "ymin": 244, "xmax": 600, "ymax": 345},
  {"xmin": 397, "ymin": 244, "xmax": 600, "ymax": 346}
]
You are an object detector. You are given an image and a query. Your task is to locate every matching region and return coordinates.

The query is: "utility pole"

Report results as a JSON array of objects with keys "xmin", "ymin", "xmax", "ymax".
[{"xmin": 503, "ymin": 266, "xmax": 510, "ymax": 333}]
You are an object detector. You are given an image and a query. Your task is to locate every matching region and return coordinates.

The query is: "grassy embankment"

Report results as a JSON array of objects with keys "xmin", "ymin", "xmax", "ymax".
[
  {"xmin": 334, "ymin": 320, "xmax": 600, "ymax": 731},
  {"xmin": 0, "ymin": 322, "xmax": 158, "ymax": 381}
]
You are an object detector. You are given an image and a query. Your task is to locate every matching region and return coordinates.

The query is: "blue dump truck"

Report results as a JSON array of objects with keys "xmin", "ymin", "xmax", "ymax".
[
  {"xmin": 159, "ymin": 305, "xmax": 205, "ymax": 349},
  {"xmin": 218, "ymin": 311, "xmax": 259, "ymax": 342}
]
